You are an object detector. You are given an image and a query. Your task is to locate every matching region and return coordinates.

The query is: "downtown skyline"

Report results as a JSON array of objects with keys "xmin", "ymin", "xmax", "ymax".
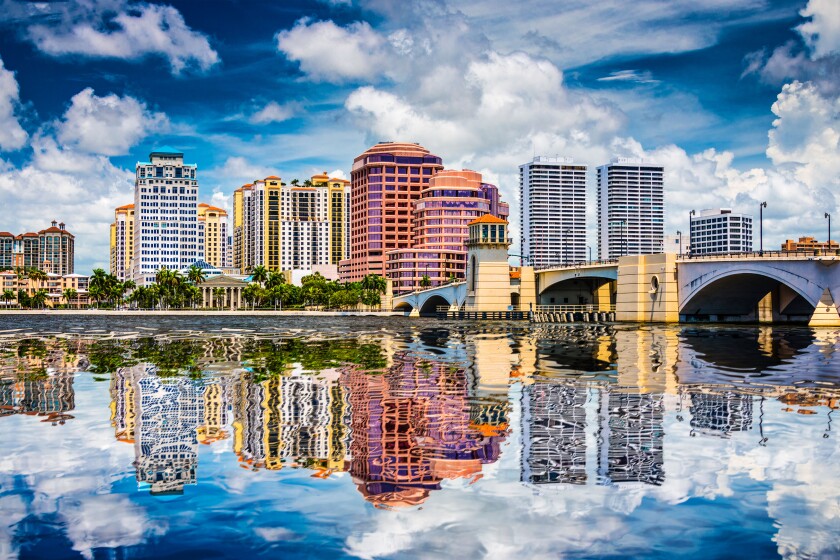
[{"xmin": 0, "ymin": 0, "xmax": 836, "ymax": 273}]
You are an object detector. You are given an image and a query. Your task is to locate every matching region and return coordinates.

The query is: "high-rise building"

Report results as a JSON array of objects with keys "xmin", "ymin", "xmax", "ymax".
[
  {"xmin": 132, "ymin": 147, "xmax": 201, "ymax": 286},
  {"xmin": 232, "ymin": 174, "xmax": 349, "ymax": 274},
  {"xmin": 197, "ymin": 204, "xmax": 230, "ymax": 269},
  {"xmin": 689, "ymin": 208, "xmax": 753, "ymax": 255},
  {"xmin": 341, "ymin": 142, "xmax": 443, "ymax": 282},
  {"xmin": 519, "ymin": 157, "xmax": 587, "ymax": 267},
  {"xmin": 110, "ymin": 204, "xmax": 135, "ymax": 281},
  {"xmin": 0, "ymin": 221, "xmax": 74, "ymax": 274},
  {"xmin": 597, "ymin": 158, "xmax": 664, "ymax": 259},
  {"xmin": 386, "ymin": 170, "xmax": 509, "ymax": 295}
]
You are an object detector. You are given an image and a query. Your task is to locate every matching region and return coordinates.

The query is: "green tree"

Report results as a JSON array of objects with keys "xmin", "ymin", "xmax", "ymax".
[
  {"xmin": 31, "ymin": 289, "xmax": 49, "ymax": 309},
  {"xmin": 1, "ymin": 289, "xmax": 15, "ymax": 308},
  {"xmin": 62, "ymin": 288, "xmax": 77, "ymax": 308},
  {"xmin": 211, "ymin": 287, "xmax": 223, "ymax": 308},
  {"xmin": 420, "ymin": 275, "xmax": 432, "ymax": 288},
  {"xmin": 250, "ymin": 265, "xmax": 269, "ymax": 287},
  {"xmin": 187, "ymin": 264, "xmax": 207, "ymax": 286}
]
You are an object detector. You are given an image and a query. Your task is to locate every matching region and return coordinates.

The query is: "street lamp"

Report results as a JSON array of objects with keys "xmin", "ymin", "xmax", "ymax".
[
  {"xmin": 587, "ymin": 245, "xmax": 592, "ymax": 263},
  {"xmin": 676, "ymin": 230, "xmax": 682, "ymax": 256},
  {"xmin": 688, "ymin": 210, "xmax": 695, "ymax": 256},
  {"xmin": 826, "ymin": 212, "xmax": 832, "ymax": 253},
  {"xmin": 759, "ymin": 201, "xmax": 767, "ymax": 255}
]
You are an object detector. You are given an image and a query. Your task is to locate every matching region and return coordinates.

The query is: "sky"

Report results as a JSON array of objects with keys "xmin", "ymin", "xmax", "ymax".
[{"xmin": 0, "ymin": 0, "xmax": 837, "ymax": 273}]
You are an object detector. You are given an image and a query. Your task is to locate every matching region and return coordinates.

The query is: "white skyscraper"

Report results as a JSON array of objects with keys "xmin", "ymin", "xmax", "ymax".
[
  {"xmin": 132, "ymin": 147, "xmax": 201, "ymax": 286},
  {"xmin": 690, "ymin": 208, "xmax": 753, "ymax": 255},
  {"xmin": 519, "ymin": 156, "xmax": 587, "ymax": 268},
  {"xmin": 597, "ymin": 158, "xmax": 664, "ymax": 259}
]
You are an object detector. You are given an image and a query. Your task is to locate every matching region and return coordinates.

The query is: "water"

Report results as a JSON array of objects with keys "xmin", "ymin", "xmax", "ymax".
[{"xmin": 0, "ymin": 315, "xmax": 838, "ymax": 559}]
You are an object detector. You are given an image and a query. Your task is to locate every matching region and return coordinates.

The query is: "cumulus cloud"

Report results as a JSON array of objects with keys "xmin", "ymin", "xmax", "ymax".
[
  {"xmin": 276, "ymin": 19, "xmax": 391, "ymax": 83},
  {"xmin": 0, "ymin": 56, "xmax": 27, "ymax": 151},
  {"xmin": 249, "ymin": 101, "xmax": 298, "ymax": 125},
  {"xmin": 19, "ymin": 0, "xmax": 219, "ymax": 74},
  {"xmin": 0, "ymin": 82, "xmax": 167, "ymax": 271},
  {"xmin": 797, "ymin": 0, "xmax": 840, "ymax": 58},
  {"xmin": 767, "ymin": 81, "xmax": 840, "ymax": 191},
  {"xmin": 56, "ymin": 88, "xmax": 168, "ymax": 156}
]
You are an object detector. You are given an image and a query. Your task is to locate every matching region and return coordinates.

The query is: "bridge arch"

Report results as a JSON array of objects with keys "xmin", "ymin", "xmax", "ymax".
[
  {"xmin": 679, "ymin": 268, "xmax": 819, "ymax": 322},
  {"xmin": 538, "ymin": 269, "xmax": 617, "ymax": 307},
  {"xmin": 418, "ymin": 294, "xmax": 453, "ymax": 316}
]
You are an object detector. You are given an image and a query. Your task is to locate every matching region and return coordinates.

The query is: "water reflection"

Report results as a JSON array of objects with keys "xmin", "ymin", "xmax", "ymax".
[{"xmin": 0, "ymin": 320, "xmax": 838, "ymax": 558}]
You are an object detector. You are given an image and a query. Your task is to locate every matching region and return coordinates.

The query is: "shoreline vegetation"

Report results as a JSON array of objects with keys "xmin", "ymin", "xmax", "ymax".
[{"xmin": 0, "ymin": 309, "xmax": 404, "ymax": 316}]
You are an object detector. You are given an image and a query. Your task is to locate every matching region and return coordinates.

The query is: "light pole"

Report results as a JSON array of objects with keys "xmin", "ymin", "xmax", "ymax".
[
  {"xmin": 677, "ymin": 230, "xmax": 682, "ymax": 256},
  {"xmin": 826, "ymin": 212, "xmax": 832, "ymax": 253},
  {"xmin": 759, "ymin": 201, "xmax": 767, "ymax": 255},
  {"xmin": 587, "ymin": 245, "xmax": 592, "ymax": 263},
  {"xmin": 688, "ymin": 210, "xmax": 695, "ymax": 256}
]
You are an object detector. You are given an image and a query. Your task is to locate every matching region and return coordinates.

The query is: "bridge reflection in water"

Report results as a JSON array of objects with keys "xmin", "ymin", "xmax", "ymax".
[{"xmin": 0, "ymin": 321, "xmax": 837, "ymax": 558}]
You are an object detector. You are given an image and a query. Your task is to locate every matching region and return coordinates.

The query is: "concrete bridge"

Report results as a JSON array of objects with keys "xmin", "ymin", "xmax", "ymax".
[
  {"xmin": 392, "ymin": 282, "xmax": 467, "ymax": 316},
  {"xmin": 396, "ymin": 253, "xmax": 840, "ymax": 325}
]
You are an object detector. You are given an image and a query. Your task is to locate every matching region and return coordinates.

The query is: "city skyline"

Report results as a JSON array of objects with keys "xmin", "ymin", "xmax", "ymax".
[{"xmin": 0, "ymin": 0, "xmax": 836, "ymax": 273}]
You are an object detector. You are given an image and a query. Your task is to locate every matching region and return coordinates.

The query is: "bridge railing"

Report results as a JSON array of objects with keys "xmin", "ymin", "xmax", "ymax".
[
  {"xmin": 398, "ymin": 281, "xmax": 466, "ymax": 297},
  {"xmin": 534, "ymin": 259, "xmax": 619, "ymax": 271},
  {"xmin": 678, "ymin": 249, "xmax": 839, "ymax": 260},
  {"xmin": 437, "ymin": 305, "xmax": 524, "ymax": 313},
  {"xmin": 534, "ymin": 304, "xmax": 616, "ymax": 313}
]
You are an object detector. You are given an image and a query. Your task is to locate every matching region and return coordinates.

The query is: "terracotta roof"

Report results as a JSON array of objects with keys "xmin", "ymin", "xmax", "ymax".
[
  {"xmin": 264, "ymin": 175, "xmax": 281, "ymax": 180},
  {"xmin": 468, "ymin": 214, "xmax": 508, "ymax": 226},
  {"xmin": 0, "ymin": 232, "xmax": 12, "ymax": 237},
  {"xmin": 116, "ymin": 203, "xmax": 134, "ymax": 210}
]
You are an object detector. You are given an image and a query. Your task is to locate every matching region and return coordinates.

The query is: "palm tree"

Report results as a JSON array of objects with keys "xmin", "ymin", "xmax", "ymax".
[
  {"xmin": 62, "ymin": 288, "xmax": 78, "ymax": 309},
  {"xmin": 420, "ymin": 275, "xmax": 432, "ymax": 288},
  {"xmin": 187, "ymin": 264, "xmax": 207, "ymax": 286},
  {"xmin": 266, "ymin": 271, "xmax": 285, "ymax": 289},
  {"xmin": 89, "ymin": 269, "xmax": 108, "ymax": 307},
  {"xmin": 213, "ymin": 287, "xmax": 226, "ymax": 309},
  {"xmin": 28, "ymin": 268, "xmax": 47, "ymax": 285},
  {"xmin": 31, "ymin": 289, "xmax": 48, "ymax": 309},
  {"xmin": 290, "ymin": 178, "xmax": 300, "ymax": 186},
  {"xmin": 251, "ymin": 265, "xmax": 269, "ymax": 287},
  {"xmin": 1, "ymin": 289, "xmax": 15, "ymax": 308}
]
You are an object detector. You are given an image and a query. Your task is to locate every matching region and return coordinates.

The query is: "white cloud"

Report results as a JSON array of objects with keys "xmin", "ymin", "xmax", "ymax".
[
  {"xmin": 24, "ymin": 1, "xmax": 219, "ymax": 74},
  {"xmin": 276, "ymin": 19, "xmax": 390, "ymax": 83},
  {"xmin": 767, "ymin": 81, "xmax": 840, "ymax": 192},
  {"xmin": 597, "ymin": 69, "xmax": 660, "ymax": 84},
  {"xmin": 0, "ymin": 56, "xmax": 27, "ymax": 151},
  {"xmin": 206, "ymin": 156, "xmax": 282, "ymax": 187},
  {"xmin": 56, "ymin": 88, "xmax": 168, "ymax": 156},
  {"xmin": 249, "ymin": 101, "xmax": 298, "ymax": 124},
  {"xmin": 798, "ymin": 0, "xmax": 840, "ymax": 59}
]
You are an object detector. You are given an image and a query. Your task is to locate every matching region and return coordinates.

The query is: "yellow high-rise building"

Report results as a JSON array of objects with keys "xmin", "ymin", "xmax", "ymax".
[
  {"xmin": 231, "ymin": 173, "xmax": 349, "ymax": 274},
  {"xmin": 110, "ymin": 204, "xmax": 135, "ymax": 281},
  {"xmin": 198, "ymin": 204, "xmax": 230, "ymax": 269}
]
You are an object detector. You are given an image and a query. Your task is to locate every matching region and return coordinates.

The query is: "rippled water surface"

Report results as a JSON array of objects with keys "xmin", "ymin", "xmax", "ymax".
[{"xmin": 1, "ymin": 315, "xmax": 838, "ymax": 559}]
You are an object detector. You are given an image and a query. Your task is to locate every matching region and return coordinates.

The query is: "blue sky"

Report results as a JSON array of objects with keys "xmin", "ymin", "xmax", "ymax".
[{"xmin": 0, "ymin": 0, "xmax": 837, "ymax": 272}]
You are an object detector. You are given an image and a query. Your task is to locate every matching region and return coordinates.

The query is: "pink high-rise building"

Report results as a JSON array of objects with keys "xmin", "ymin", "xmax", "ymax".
[
  {"xmin": 340, "ymin": 142, "xmax": 443, "ymax": 282},
  {"xmin": 387, "ymin": 169, "xmax": 509, "ymax": 295}
]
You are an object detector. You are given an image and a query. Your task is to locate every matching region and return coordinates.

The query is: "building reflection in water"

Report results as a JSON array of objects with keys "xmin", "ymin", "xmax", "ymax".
[
  {"xmin": 341, "ymin": 352, "xmax": 507, "ymax": 508},
  {"xmin": 522, "ymin": 383, "xmax": 665, "ymax": 487},
  {"xmin": 0, "ymin": 339, "xmax": 80, "ymax": 424},
  {"xmin": 3, "ymin": 324, "xmax": 835, "ymax": 509}
]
